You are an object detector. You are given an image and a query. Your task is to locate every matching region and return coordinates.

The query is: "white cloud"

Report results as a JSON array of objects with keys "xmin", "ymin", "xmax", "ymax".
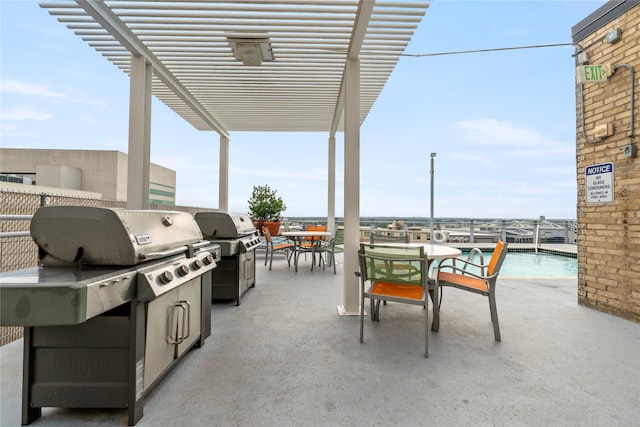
[
  {"xmin": 1, "ymin": 79, "xmax": 67, "ymax": 100},
  {"xmin": 450, "ymin": 152, "xmax": 492, "ymax": 162},
  {"xmin": 1, "ymin": 106, "xmax": 54, "ymax": 121},
  {"xmin": 0, "ymin": 123, "xmax": 19, "ymax": 131},
  {"xmin": 1, "ymin": 79, "xmax": 107, "ymax": 107},
  {"xmin": 75, "ymin": 98, "xmax": 108, "ymax": 107},
  {"xmin": 453, "ymin": 117, "xmax": 575, "ymax": 159},
  {"xmin": 455, "ymin": 118, "xmax": 556, "ymax": 147},
  {"xmin": 230, "ymin": 165, "xmax": 326, "ymax": 181},
  {"xmin": 504, "ymin": 146, "xmax": 574, "ymax": 158},
  {"xmin": 0, "ymin": 121, "xmax": 39, "ymax": 138}
]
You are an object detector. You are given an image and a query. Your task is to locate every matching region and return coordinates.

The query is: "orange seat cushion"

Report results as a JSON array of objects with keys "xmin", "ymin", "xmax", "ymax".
[
  {"xmin": 368, "ymin": 281, "xmax": 424, "ymax": 301},
  {"xmin": 438, "ymin": 271, "xmax": 488, "ymax": 292},
  {"xmin": 273, "ymin": 243, "xmax": 292, "ymax": 250}
]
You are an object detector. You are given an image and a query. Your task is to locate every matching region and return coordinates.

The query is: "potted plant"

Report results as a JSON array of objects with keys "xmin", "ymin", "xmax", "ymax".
[{"xmin": 247, "ymin": 184, "xmax": 287, "ymax": 236}]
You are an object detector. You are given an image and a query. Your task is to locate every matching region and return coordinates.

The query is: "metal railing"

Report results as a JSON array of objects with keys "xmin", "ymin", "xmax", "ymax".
[
  {"xmin": 0, "ymin": 215, "xmax": 32, "ymax": 238},
  {"xmin": 283, "ymin": 217, "xmax": 576, "ymax": 245}
]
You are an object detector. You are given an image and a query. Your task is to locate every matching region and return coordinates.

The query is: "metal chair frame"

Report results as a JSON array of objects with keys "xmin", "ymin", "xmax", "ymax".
[
  {"xmin": 318, "ymin": 226, "xmax": 344, "ymax": 274},
  {"xmin": 263, "ymin": 226, "xmax": 294, "ymax": 270},
  {"xmin": 355, "ymin": 243, "xmax": 436, "ymax": 358},
  {"xmin": 434, "ymin": 240, "xmax": 509, "ymax": 341}
]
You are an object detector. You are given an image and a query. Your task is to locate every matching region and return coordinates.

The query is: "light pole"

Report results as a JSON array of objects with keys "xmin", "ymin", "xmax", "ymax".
[{"xmin": 430, "ymin": 153, "xmax": 436, "ymax": 242}]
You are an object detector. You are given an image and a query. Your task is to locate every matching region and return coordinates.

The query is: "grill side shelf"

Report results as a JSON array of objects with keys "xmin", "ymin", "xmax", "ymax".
[{"xmin": 0, "ymin": 267, "xmax": 137, "ymax": 327}]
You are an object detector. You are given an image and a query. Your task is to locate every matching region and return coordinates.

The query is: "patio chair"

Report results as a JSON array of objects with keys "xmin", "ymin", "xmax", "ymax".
[
  {"xmin": 434, "ymin": 240, "xmax": 509, "ymax": 341},
  {"xmin": 318, "ymin": 226, "xmax": 344, "ymax": 274},
  {"xmin": 263, "ymin": 226, "xmax": 294, "ymax": 270},
  {"xmin": 355, "ymin": 243, "xmax": 435, "ymax": 357},
  {"xmin": 297, "ymin": 224, "xmax": 326, "ymax": 266},
  {"xmin": 370, "ymin": 229, "xmax": 409, "ymax": 244},
  {"xmin": 281, "ymin": 221, "xmax": 296, "ymax": 244}
]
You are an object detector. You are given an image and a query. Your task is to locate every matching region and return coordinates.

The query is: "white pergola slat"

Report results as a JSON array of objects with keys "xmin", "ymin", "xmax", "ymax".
[
  {"xmin": 39, "ymin": 0, "xmax": 430, "ymax": 316},
  {"xmin": 41, "ymin": 0, "xmax": 429, "ymax": 134}
]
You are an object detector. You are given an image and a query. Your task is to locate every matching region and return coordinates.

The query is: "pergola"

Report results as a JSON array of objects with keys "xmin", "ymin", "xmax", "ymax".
[{"xmin": 40, "ymin": 0, "xmax": 430, "ymax": 315}]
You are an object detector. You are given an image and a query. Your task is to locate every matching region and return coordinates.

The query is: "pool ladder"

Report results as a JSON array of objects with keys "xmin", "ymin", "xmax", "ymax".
[
  {"xmin": 450, "ymin": 247, "xmax": 485, "ymax": 275},
  {"xmin": 439, "ymin": 247, "xmax": 485, "ymax": 310},
  {"xmin": 465, "ymin": 247, "xmax": 485, "ymax": 275}
]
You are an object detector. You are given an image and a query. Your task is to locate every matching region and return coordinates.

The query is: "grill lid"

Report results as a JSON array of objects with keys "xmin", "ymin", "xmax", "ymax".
[
  {"xmin": 194, "ymin": 211, "xmax": 256, "ymax": 239},
  {"xmin": 31, "ymin": 206, "xmax": 204, "ymax": 266}
]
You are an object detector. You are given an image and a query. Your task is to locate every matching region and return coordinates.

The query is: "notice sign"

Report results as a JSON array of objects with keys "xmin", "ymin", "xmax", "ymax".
[{"xmin": 585, "ymin": 162, "xmax": 614, "ymax": 204}]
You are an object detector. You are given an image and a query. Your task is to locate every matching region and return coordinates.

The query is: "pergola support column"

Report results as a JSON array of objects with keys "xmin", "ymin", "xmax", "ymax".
[
  {"xmin": 327, "ymin": 135, "xmax": 336, "ymax": 236},
  {"xmin": 337, "ymin": 58, "xmax": 360, "ymax": 316},
  {"xmin": 219, "ymin": 135, "xmax": 230, "ymax": 211},
  {"xmin": 127, "ymin": 55, "xmax": 152, "ymax": 210}
]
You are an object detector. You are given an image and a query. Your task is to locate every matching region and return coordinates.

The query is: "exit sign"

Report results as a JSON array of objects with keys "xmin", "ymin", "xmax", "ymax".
[{"xmin": 576, "ymin": 64, "xmax": 611, "ymax": 84}]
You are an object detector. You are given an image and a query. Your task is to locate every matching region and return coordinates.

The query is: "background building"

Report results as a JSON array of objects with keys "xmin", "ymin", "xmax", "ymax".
[
  {"xmin": 0, "ymin": 148, "xmax": 176, "ymax": 205},
  {"xmin": 572, "ymin": 1, "xmax": 639, "ymax": 322}
]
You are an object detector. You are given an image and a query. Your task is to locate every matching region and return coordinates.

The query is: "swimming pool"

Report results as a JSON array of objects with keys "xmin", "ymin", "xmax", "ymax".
[{"xmin": 439, "ymin": 251, "xmax": 577, "ymax": 277}]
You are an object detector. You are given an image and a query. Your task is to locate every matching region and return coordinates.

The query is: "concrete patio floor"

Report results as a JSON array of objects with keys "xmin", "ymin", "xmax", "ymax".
[{"xmin": 1, "ymin": 251, "xmax": 638, "ymax": 426}]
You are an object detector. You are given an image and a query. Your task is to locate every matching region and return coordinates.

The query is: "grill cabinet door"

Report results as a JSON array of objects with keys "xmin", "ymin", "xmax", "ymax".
[{"xmin": 143, "ymin": 278, "xmax": 201, "ymax": 390}]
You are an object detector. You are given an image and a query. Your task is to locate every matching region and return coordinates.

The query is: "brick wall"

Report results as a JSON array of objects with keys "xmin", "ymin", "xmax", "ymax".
[{"xmin": 574, "ymin": 3, "xmax": 639, "ymax": 322}]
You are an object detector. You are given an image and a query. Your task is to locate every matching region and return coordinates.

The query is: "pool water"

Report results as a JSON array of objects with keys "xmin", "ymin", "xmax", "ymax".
[{"xmin": 438, "ymin": 251, "xmax": 577, "ymax": 277}]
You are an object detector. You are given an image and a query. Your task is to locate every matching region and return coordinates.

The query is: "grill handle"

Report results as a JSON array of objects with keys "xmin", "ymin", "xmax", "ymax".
[
  {"xmin": 140, "ymin": 241, "xmax": 211, "ymax": 260},
  {"xmin": 180, "ymin": 300, "xmax": 191, "ymax": 341},
  {"xmin": 168, "ymin": 301, "xmax": 191, "ymax": 345}
]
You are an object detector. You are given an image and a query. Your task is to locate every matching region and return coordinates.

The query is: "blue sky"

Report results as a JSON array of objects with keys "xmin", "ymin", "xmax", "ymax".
[{"xmin": 1, "ymin": 1, "xmax": 607, "ymax": 219}]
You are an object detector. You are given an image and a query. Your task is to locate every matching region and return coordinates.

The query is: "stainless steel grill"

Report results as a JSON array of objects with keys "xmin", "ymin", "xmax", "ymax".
[
  {"xmin": 194, "ymin": 212, "xmax": 260, "ymax": 305},
  {"xmin": 0, "ymin": 206, "xmax": 220, "ymax": 426},
  {"xmin": 195, "ymin": 211, "xmax": 261, "ymax": 255},
  {"xmin": 31, "ymin": 206, "xmax": 206, "ymax": 266}
]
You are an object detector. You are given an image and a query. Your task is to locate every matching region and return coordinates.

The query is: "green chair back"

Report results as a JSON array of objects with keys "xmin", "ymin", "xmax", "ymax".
[{"xmin": 359, "ymin": 244, "xmax": 425, "ymax": 286}]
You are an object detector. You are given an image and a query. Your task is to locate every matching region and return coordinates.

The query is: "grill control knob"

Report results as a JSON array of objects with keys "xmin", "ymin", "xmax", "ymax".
[
  {"xmin": 203, "ymin": 255, "xmax": 214, "ymax": 265},
  {"xmin": 177, "ymin": 265, "xmax": 190, "ymax": 277},
  {"xmin": 192, "ymin": 259, "xmax": 202, "ymax": 270},
  {"xmin": 159, "ymin": 271, "xmax": 174, "ymax": 284}
]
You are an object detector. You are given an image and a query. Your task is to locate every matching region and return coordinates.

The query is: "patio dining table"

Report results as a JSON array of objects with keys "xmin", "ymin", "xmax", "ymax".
[
  {"xmin": 370, "ymin": 242, "xmax": 462, "ymax": 266},
  {"xmin": 281, "ymin": 230, "xmax": 332, "ymax": 272}
]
